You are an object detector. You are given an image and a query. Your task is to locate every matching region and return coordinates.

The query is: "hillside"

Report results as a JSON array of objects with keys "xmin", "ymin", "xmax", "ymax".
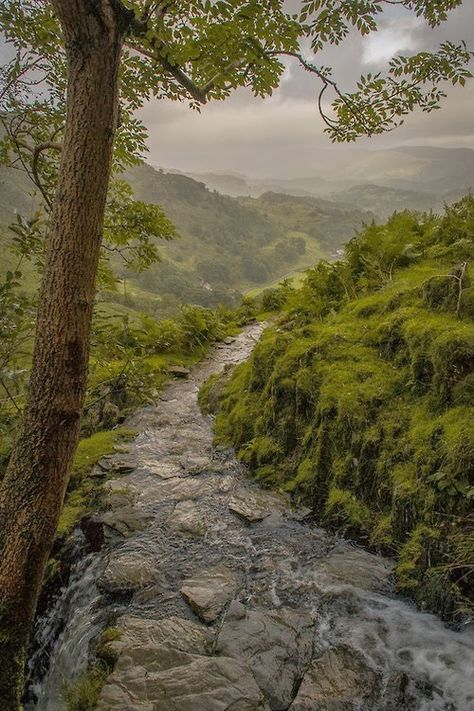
[
  {"xmin": 0, "ymin": 160, "xmax": 374, "ymax": 313},
  {"xmin": 120, "ymin": 163, "xmax": 374, "ymax": 313},
  {"xmin": 328, "ymin": 184, "xmax": 445, "ymax": 219},
  {"xmin": 202, "ymin": 197, "xmax": 474, "ymax": 620}
]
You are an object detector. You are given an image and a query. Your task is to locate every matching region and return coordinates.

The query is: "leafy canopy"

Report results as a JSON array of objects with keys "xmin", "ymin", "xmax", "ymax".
[{"xmin": 0, "ymin": 0, "xmax": 472, "ymax": 172}]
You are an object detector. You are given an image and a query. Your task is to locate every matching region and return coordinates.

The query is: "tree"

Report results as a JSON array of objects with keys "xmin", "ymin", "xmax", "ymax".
[{"xmin": 0, "ymin": 0, "xmax": 472, "ymax": 705}]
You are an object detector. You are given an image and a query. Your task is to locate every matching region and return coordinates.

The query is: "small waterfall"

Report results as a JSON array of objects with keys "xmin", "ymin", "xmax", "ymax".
[{"xmin": 25, "ymin": 551, "xmax": 105, "ymax": 710}]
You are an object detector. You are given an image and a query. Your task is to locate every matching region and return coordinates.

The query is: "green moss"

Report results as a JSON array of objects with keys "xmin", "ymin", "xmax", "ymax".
[
  {"xmin": 57, "ymin": 428, "xmax": 135, "ymax": 537},
  {"xmin": 238, "ymin": 436, "xmax": 283, "ymax": 467},
  {"xmin": 198, "ymin": 372, "xmax": 222, "ymax": 415},
  {"xmin": 72, "ymin": 428, "xmax": 135, "ymax": 480},
  {"xmin": 283, "ymin": 458, "xmax": 313, "ymax": 494},
  {"xmin": 396, "ymin": 525, "xmax": 440, "ymax": 593},
  {"xmin": 369, "ymin": 514, "xmax": 395, "ymax": 553},
  {"xmin": 324, "ymin": 488, "xmax": 372, "ymax": 535},
  {"xmin": 209, "ymin": 202, "xmax": 474, "ymax": 618}
]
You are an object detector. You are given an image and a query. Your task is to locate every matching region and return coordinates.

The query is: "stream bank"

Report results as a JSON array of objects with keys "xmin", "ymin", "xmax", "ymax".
[{"xmin": 28, "ymin": 324, "xmax": 474, "ymax": 710}]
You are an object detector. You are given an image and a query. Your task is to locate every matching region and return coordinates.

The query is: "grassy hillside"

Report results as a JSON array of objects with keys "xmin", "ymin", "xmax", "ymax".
[
  {"xmin": 121, "ymin": 163, "xmax": 374, "ymax": 313},
  {"xmin": 202, "ymin": 198, "xmax": 474, "ymax": 620}
]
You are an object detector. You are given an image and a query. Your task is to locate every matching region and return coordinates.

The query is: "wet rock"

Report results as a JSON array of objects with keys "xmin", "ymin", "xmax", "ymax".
[
  {"xmin": 315, "ymin": 546, "xmax": 394, "ymax": 592},
  {"xmin": 169, "ymin": 365, "xmax": 190, "ymax": 378},
  {"xmin": 97, "ymin": 645, "xmax": 266, "ymax": 711},
  {"xmin": 153, "ymin": 475, "xmax": 218, "ymax": 503},
  {"xmin": 167, "ymin": 500, "xmax": 208, "ymax": 537},
  {"xmin": 97, "ymin": 553, "xmax": 159, "ymax": 595},
  {"xmin": 181, "ymin": 566, "xmax": 237, "ymax": 622},
  {"xmin": 141, "ymin": 459, "xmax": 184, "ymax": 479},
  {"xmin": 288, "ymin": 506, "xmax": 313, "ymax": 522},
  {"xmin": 111, "ymin": 615, "xmax": 214, "ymax": 656},
  {"xmin": 217, "ymin": 601, "xmax": 315, "ymax": 710},
  {"xmin": 228, "ymin": 491, "xmax": 274, "ymax": 523},
  {"xmin": 289, "ymin": 645, "xmax": 380, "ymax": 710},
  {"xmin": 89, "ymin": 463, "xmax": 107, "ymax": 479},
  {"xmin": 99, "ymin": 456, "xmax": 135, "ymax": 474},
  {"xmin": 80, "ymin": 516, "xmax": 105, "ymax": 551},
  {"xmin": 103, "ymin": 479, "xmax": 135, "ymax": 496},
  {"xmin": 178, "ymin": 454, "xmax": 215, "ymax": 474},
  {"xmin": 101, "ymin": 507, "xmax": 150, "ymax": 541}
]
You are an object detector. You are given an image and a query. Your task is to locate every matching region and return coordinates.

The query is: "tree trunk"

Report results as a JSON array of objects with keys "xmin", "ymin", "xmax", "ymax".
[{"xmin": 0, "ymin": 2, "xmax": 129, "ymax": 706}]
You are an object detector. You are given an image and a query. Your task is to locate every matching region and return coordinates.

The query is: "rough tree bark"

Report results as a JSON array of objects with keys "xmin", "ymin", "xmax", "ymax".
[{"xmin": 0, "ymin": 1, "xmax": 131, "ymax": 706}]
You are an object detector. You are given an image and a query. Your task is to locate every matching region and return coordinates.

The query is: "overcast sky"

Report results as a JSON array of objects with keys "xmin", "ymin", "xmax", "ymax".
[{"xmin": 139, "ymin": 2, "xmax": 474, "ymax": 178}]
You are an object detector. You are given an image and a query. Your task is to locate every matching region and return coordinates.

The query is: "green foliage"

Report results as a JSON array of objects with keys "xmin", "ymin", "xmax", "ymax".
[
  {"xmin": 1, "ymin": 0, "xmax": 471, "ymax": 219},
  {"xmin": 63, "ymin": 628, "xmax": 121, "ymax": 711},
  {"xmin": 208, "ymin": 198, "xmax": 474, "ymax": 619},
  {"xmin": 324, "ymin": 488, "xmax": 372, "ymax": 536},
  {"xmin": 63, "ymin": 668, "xmax": 106, "ymax": 711}
]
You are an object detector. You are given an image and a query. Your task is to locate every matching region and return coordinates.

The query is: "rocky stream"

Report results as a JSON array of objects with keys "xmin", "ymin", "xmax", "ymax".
[{"xmin": 26, "ymin": 324, "xmax": 474, "ymax": 710}]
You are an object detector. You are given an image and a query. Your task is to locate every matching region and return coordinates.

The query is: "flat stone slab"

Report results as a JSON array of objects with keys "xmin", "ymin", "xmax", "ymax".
[
  {"xmin": 167, "ymin": 500, "xmax": 208, "ymax": 537},
  {"xmin": 289, "ymin": 645, "xmax": 380, "ymax": 710},
  {"xmin": 181, "ymin": 566, "xmax": 237, "ymax": 622},
  {"xmin": 97, "ymin": 645, "xmax": 266, "ymax": 711},
  {"xmin": 111, "ymin": 615, "xmax": 214, "ymax": 656},
  {"xmin": 152, "ymin": 475, "xmax": 218, "ymax": 503},
  {"xmin": 217, "ymin": 601, "xmax": 315, "ymax": 710},
  {"xmin": 314, "ymin": 546, "xmax": 394, "ymax": 592},
  {"xmin": 101, "ymin": 507, "xmax": 150, "ymax": 541},
  {"xmin": 97, "ymin": 553, "xmax": 159, "ymax": 595},
  {"xmin": 140, "ymin": 459, "xmax": 184, "ymax": 479},
  {"xmin": 228, "ymin": 491, "xmax": 275, "ymax": 523}
]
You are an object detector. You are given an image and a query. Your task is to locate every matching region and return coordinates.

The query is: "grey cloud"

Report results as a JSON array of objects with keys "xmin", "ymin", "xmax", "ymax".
[{"xmin": 140, "ymin": 2, "xmax": 474, "ymax": 177}]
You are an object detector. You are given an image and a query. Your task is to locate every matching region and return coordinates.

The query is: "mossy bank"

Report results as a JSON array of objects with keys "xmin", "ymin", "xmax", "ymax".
[{"xmin": 201, "ymin": 197, "xmax": 474, "ymax": 621}]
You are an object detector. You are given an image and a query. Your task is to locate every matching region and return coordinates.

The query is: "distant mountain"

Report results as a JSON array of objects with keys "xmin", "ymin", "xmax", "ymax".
[
  {"xmin": 179, "ymin": 146, "xmax": 474, "ymax": 218},
  {"xmin": 183, "ymin": 171, "xmax": 253, "ymax": 197},
  {"xmin": 328, "ymin": 184, "xmax": 445, "ymax": 219}
]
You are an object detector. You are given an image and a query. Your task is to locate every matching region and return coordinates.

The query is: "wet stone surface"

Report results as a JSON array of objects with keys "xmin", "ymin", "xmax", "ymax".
[{"xmin": 30, "ymin": 324, "xmax": 474, "ymax": 711}]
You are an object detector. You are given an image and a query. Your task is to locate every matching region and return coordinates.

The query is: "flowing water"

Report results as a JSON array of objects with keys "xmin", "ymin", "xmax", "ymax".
[{"xmin": 27, "ymin": 324, "xmax": 474, "ymax": 710}]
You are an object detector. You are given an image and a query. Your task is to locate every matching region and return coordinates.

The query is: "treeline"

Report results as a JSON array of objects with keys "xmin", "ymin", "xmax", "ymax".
[{"xmin": 201, "ymin": 197, "xmax": 474, "ymax": 620}]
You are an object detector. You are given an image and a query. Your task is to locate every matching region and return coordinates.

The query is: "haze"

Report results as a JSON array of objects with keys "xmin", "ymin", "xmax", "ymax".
[{"xmin": 140, "ymin": 2, "xmax": 474, "ymax": 178}]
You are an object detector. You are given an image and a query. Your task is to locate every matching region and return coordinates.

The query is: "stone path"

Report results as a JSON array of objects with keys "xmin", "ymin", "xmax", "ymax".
[{"xmin": 32, "ymin": 324, "xmax": 474, "ymax": 710}]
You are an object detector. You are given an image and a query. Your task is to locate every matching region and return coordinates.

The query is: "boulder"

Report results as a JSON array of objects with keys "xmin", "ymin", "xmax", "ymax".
[
  {"xmin": 217, "ymin": 601, "xmax": 315, "ymax": 710},
  {"xmin": 315, "ymin": 546, "xmax": 394, "ymax": 592},
  {"xmin": 289, "ymin": 645, "xmax": 380, "ymax": 710},
  {"xmin": 101, "ymin": 507, "xmax": 150, "ymax": 541},
  {"xmin": 181, "ymin": 566, "xmax": 237, "ymax": 622},
  {"xmin": 97, "ymin": 553, "xmax": 159, "ymax": 595},
  {"xmin": 110, "ymin": 615, "xmax": 214, "ymax": 656}
]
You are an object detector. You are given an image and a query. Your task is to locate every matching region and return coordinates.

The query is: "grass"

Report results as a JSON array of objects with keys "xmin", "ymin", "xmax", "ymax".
[{"xmin": 203, "ymin": 200, "xmax": 474, "ymax": 619}]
